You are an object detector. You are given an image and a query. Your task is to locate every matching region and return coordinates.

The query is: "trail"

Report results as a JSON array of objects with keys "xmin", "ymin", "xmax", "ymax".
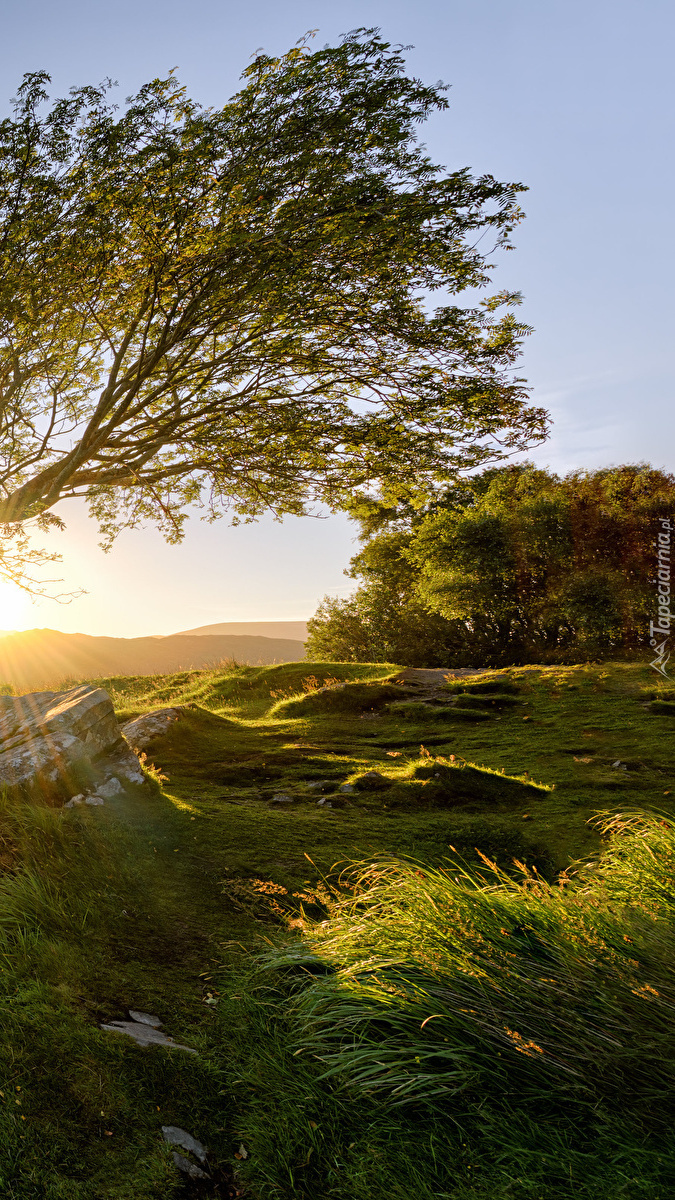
[{"xmin": 391, "ymin": 666, "xmax": 487, "ymax": 702}]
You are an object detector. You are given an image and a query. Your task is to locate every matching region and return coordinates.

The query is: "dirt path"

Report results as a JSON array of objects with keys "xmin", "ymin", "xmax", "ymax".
[{"xmin": 391, "ymin": 666, "xmax": 485, "ymax": 701}]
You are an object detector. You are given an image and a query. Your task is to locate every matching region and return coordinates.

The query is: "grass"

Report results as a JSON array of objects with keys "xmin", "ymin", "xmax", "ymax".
[
  {"xmin": 0, "ymin": 657, "xmax": 674, "ymax": 1195},
  {"xmin": 220, "ymin": 811, "xmax": 675, "ymax": 1198}
]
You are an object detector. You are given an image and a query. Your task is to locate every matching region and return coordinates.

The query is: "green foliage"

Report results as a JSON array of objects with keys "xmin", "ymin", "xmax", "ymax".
[
  {"xmin": 307, "ymin": 462, "xmax": 675, "ymax": 665},
  {"xmin": 0, "ymin": 32, "xmax": 545, "ymax": 586}
]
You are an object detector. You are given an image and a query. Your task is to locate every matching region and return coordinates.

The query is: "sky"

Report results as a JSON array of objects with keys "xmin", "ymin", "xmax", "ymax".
[{"xmin": 0, "ymin": 0, "xmax": 673, "ymax": 636}]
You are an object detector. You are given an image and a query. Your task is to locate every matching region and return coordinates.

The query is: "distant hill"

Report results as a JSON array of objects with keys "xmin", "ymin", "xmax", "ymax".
[
  {"xmin": 0, "ymin": 629, "xmax": 306, "ymax": 691},
  {"xmin": 176, "ymin": 620, "xmax": 308, "ymax": 641}
]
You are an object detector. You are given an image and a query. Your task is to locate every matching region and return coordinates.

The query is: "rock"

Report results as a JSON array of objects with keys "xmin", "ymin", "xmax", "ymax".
[
  {"xmin": 97, "ymin": 777, "xmax": 123, "ymax": 798},
  {"xmin": 129, "ymin": 1010, "xmax": 162, "ymax": 1027},
  {"xmin": 100, "ymin": 1019, "xmax": 197, "ymax": 1054},
  {"xmin": 0, "ymin": 686, "xmax": 144, "ymax": 803},
  {"xmin": 317, "ymin": 798, "xmax": 333, "ymax": 807},
  {"xmin": 65, "ymin": 794, "xmax": 85, "ymax": 807},
  {"xmin": 338, "ymin": 783, "xmax": 356, "ymax": 794},
  {"xmin": 162, "ymin": 1125, "xmax": 208, "ymax": 1163},
  {"xmin": 306, "ymin": 780, "xmax": 337, "ymax": 793},
  {"xmin": 84, "ymin": 796, "xmax": 104, "ymax": 806},
  {"xmin": 270, "ymin": 792, "xmax": 294, "ymax": 803},
  {"xmin": 354, "ymin": 771, "xmax": 390, "ymax": 791},
  {"xmin": 171, "ymin": 1152, "xmax": 210, "ymax": 1180},
  {"xmin": 121, "ymin": 708, "xmax": 184, "ymax": 751}
]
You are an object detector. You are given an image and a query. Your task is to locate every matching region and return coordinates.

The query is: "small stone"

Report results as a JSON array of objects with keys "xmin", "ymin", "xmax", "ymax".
[
  {"xmin": 85, "ymin": 796, "xmax": 104, "ymax": 806},
  {"xmin": 306, "ymin": 780, "xmax": 336, "ymax": 793},
  {"xmin": 270, "ymin": 793, "xmax": 294, "ymax": 803},
  {"xmin": 64, "ymin": 794, "xmax": 84, "ymax": 808},
  {"xmin": 162, "ymin": 1125, "xmax": 208, "ymax": 1163},
  {"xmin": 338, "ymin": 783, "xmax": 356, "ymax": 794},
  {"xmin": 128, "ymin": 1010, "xmax": 162, "ymax": 1027},
  {"xmin": 171, "ymin": 1152, "xmax": 209, "ymax": 1180},
  {"xmin": 98, "ymin": 777, "xmax": 124, "ymax": 798},
  {"xmin": 100, "ymin": 1020, "xmax": 196, "ymax": 1054},
  {"xmin": 317, "ymin": 798, "xmax": 333, "ymax": 807}
]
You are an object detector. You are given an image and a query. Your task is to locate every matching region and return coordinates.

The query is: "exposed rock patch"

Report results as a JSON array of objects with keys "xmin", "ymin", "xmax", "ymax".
[
  {"xmin": 121, "ymin": 707, "xmax": 185, "ymax": 751},
  {"xmin": 0, "ymin": 685, "xmax": 144, "ymax": 802}
]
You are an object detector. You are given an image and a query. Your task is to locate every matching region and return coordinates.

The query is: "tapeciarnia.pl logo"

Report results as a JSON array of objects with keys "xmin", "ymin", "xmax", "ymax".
[{"xmin": 650, "ymin": 517, "xmax": 672, "ymax": 678}]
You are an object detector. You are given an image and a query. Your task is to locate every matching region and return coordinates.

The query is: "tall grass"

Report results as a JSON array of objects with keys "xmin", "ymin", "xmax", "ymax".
[{"xmin": 257, "ymin": 811, "xmax": 675, "ymax": 1119}]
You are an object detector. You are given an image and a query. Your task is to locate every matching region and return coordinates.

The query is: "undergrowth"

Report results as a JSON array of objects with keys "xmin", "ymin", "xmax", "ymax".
[{"xmin": 219, "ymin": 810, "xmax": 675, "ymax": 1198}]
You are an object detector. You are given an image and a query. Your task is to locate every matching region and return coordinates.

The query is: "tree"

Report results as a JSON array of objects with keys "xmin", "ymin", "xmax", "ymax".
[
  {"xmin": 0, "ymin": 30, "xmax": 546, "ymax": 588},
  {"xmin": 306, "ymin": 464, "xmax": 675, "ymax": 665}
]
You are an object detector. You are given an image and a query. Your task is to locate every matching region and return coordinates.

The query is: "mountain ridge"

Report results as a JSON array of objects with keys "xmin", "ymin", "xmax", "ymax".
[{"xmin": 0, "ymin": 628, "xmax": 306, "ymax": 690}]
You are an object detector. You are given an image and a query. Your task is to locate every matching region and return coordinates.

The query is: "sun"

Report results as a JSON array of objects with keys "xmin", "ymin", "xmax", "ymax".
[{"xmin": 0, "ymin": 581, "xmax": 36, "ymax": 632}]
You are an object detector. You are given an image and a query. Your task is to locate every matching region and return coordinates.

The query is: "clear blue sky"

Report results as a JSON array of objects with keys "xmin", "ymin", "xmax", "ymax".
[{"xmin": 1, "ymin": 0, "xmax": 673, "ymax": 635}]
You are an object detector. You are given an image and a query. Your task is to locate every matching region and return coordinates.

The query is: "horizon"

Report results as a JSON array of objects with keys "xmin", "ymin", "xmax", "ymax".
[{"xmin": 0, "ymin": 619, "xmax": 310, "ymax": 641}]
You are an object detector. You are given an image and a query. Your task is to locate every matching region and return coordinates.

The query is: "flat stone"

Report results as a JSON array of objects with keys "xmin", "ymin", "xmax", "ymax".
[
  {"xmin": 171, "ymin": 1152, "xmax": 209, "ymax": 1180},
  {"xmin": 128, "ymin": 1010, "xmax": 162, "ymax": 1027},
  {"xmin": 338, "ymin": 783, "xmax": 356, "ymax": 794},
  {"xmin": 162, "ymin": 1125, "xmax": 208, "ymax": 1163},
  {"xmin": 270, "ymin": 792, "xmax": 294, "ymax": 803},
  {"xmin": 84, "ymin": 796, "xmax": 104, "ymax": 806},
  {"xmin": 317, "ymin": 798, "xmax": 333, "ymax": 807},
  {"xmin": 100, "ymin": 1020, "xmax": 197, "ymax": 1054}
]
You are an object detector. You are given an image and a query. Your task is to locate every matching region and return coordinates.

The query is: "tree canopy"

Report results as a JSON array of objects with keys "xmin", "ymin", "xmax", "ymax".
[
  {"xmin": 306, "ymin": 463, "xmax": 675, "ymax": 665},
  {"xmin": 0, "ymin": 29, "xmax": 546, "ymax": 586}
]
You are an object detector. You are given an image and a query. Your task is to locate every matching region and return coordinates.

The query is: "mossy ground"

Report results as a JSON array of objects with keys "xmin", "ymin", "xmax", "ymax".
[{"xmin": 0, "ymin": 657, "xmax": 673, "ymax": 1197}]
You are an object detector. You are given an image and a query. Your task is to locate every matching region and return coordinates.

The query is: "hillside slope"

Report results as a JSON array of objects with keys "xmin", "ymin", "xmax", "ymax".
[
  {"xmin": 0, "ymin": 628, "xmax": 305, "ymax": 688},
  {"xmin": 176, "ymin": 620, "xmax": 308, "ymax": 640}
]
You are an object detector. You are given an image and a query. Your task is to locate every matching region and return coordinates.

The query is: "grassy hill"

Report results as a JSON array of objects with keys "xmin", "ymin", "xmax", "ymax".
[{"xmin": 0, "ymin": 657, "xmax": 674, "ymax": 1198}]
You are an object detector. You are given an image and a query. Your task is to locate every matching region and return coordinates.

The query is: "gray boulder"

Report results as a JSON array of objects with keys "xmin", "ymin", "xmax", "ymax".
[
  {"xmin": 0, "ymin": 685, "xmax": 144, "ymax": 802},
  {"xmin": 121, "ymin": 707, "xmax": 184, "ymax": 751}
]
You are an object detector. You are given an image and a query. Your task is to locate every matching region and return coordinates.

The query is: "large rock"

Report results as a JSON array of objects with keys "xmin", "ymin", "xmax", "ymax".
[{"xmin": 0, "ymin": 685, "xmax": 144, "ymax": 802}]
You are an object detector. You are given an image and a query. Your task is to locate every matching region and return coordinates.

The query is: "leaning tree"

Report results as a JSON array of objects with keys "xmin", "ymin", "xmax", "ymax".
[{"xmin": 0, "ymin": 29, "xmax": 546, "ymax": 587}]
